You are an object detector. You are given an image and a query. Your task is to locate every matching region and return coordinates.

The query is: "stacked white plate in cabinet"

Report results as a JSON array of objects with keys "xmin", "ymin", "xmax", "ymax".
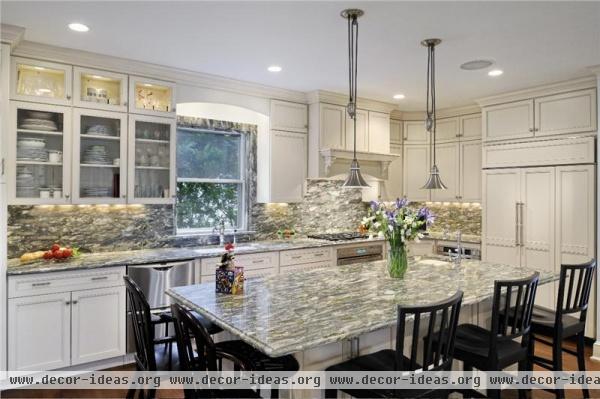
[
  {"xmin": 19, "ymin": 111, "xmax": 58, "ymax": 131},
  {"xmin": 82, "ymin": 145, "xmax": 111, "ymax": 165},
  {"xmin": 85, "ymin": 124, "xmax": 113, "ymax": 136},
  {"xmin": 82, "ymin": 187, "xmax": 111, "ymax": 197},
  {"xmin": 17, "ymin": 138, "xmax": 48, "ymax": 161},
  {"xmin": 16, "ymin": 167, "xmax": 37, "ymax": 197}
]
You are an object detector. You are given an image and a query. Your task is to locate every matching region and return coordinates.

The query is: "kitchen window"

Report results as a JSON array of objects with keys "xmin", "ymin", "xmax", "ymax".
[{"xmin": 176, "ymin": 127, "xmax": 246, "ymax": 233}]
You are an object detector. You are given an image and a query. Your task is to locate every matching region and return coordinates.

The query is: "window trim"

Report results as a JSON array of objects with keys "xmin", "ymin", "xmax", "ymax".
[{"xmin": 175, "ymin": 127, "xmax": 247, "ymax": 234}]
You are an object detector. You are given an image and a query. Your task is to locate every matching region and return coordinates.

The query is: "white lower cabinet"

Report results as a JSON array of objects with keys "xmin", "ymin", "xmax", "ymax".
[
  {"xmin": 8, "ymin": 291, "xmax": 71, "ymax": 371},
  {"xmin": 71, "ymin": 286, "xmax": 126, "ymax": 365},
  {"xmin": 8, "ymin": 267, "xmax": 126, "ymax": 371}
]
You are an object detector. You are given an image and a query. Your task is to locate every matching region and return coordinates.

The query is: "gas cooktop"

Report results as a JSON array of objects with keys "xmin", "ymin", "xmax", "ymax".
[{"xmin": 307, "ymin": 232, "xmax": 368, "ymax": 242}]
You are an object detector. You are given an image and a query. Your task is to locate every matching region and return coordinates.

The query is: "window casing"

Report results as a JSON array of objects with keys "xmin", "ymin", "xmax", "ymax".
[{"xmin": 175, "ymin": 127, "xmax": 247, "ymax": 233}]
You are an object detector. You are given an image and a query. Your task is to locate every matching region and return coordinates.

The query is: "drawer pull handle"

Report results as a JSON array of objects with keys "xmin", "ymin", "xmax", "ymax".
[
  {"xmin": 291, "ymin": 255, "xmax": 302, "ymax": 259},
  {"xmin": 91, "ymin": 276, "xmax": 109, "ymax": 281},
  {"xmin": 32, "ymin": 282, "xmax": 51, "ymax": 287},
  {"xmin": 314, "ymin": 253, "xmax": 324, "ymax": 257},
  {"xmin": 252, "ymin": 259, "xmax": 265, "ymax": 264}
]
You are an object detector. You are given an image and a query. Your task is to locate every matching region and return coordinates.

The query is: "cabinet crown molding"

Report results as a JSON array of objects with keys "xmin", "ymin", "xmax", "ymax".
[
  {"xmin": 476, "ymin": 76, "xmax": 597, "ymax": 107},
  {"xmin": 1, "ymin": 24, "xmax": 25, "ymax": 48},
  {"xmin": 400, "ymin": 104, "xmax": 481, "ymax": 121},
  {"xmin": 307, "ymin": 90, "xmax": 397, "ymax": 114},
  {"xmin": 11, "ymin": 40, "xmax": 308, "ymax": 104}
]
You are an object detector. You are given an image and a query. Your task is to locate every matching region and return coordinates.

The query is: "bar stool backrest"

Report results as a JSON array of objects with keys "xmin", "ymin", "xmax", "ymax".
[
  {"xmin": 396, "ymin": 290, "xmax": 463, "ymax": 372},
  {"xmin": 171, "ymin": 303, "xmax": 219, "ymax": 372},
  {"xmin": 556, "ymin": 260, "xmax": 597, "ymax": 322},
  {"xmin": 124, "ymin": 275, "xmax": 157, "ymax": 371},
  {"xmin": 490, "ymin": 272, "xmax": 539, "ymax": 358}
]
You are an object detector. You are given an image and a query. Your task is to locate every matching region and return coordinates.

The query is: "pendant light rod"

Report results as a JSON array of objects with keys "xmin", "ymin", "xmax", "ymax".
[
  {"xmin": 421, "ymin": 38, "xmax": 447, "ymax": 190},
  {"xmin": 341, "ymin": 9, "xmax": 369, "ymax": 188}
]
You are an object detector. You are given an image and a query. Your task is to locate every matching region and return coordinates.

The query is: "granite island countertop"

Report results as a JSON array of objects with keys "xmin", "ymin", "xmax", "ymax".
[
  {"xmin": 167, "ymin": 258, "xmax": 553, "ymax": 357},
  {"xmin": 7, "ymin": 237, "xmax": 385, "ymax": 275}
]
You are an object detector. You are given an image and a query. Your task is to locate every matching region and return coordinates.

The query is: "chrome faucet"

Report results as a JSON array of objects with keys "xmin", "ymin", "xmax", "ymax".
[
  {"xmin": 448, "ymin": 230, "xmax": 465, "ymax": 266},
  {"xmin": 213, "ymin": 218, "xmax": 226, "ymax": 246}
]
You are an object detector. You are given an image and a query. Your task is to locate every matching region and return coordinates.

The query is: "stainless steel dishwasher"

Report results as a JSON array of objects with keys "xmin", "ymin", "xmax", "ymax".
[{"xmin": 126, "ymin": 260, "xmax": 196, "ymax": 352}]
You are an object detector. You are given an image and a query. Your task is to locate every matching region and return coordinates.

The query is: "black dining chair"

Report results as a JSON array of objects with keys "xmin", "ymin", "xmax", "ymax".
[
  {"xmin": 171, "ymin": 303, "xmax": 300, "ymax": 399},
  {"xmin": 453, "ymin": 272, "xmax": 539, "ymax": 399},
  {"xmin": 324, "ymin": 290, "xmax": 464, "ymax": 399},
  {"xmin": 528, "ymin": 260, "xmax": 596, "ymax": 399}
]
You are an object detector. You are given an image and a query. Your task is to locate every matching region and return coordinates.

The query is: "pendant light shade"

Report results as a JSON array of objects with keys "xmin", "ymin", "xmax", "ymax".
[
  {"xmin": 341, "ymin": 8, "xmax": 369, "ymax": 188},
  {"xmin": 420, "ymin": 38, "xmax": 447, "ymax": 190}
]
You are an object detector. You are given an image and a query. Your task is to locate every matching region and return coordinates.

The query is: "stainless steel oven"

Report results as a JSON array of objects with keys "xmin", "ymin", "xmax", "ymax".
[
  {"xmin": 126, "ymin": 260, "xmax": 196, "ymax": 352},
  {"xmin": 336, "ymin": 243, "xmax": 384, "ymax": 265}
]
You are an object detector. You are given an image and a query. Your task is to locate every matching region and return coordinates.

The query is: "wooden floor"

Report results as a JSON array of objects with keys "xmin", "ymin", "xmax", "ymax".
[{"xmin": 2, "ymin": 340, "xmax": 600, "ymax": 399}]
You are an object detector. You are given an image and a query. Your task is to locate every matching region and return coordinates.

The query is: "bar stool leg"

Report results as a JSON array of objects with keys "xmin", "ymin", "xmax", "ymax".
[
  {"xmin": 552, "ymin": 337, "xmax": 564, "ymax": 399},
  {"xmin": 576, "ymin": 332, "xmax": 590, "ymax": 398}
]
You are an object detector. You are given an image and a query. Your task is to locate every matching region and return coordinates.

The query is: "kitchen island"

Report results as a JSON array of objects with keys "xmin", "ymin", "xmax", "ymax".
[{"xmin": 167, "ymin": 257, "xmax": 554, "ymax": 369}]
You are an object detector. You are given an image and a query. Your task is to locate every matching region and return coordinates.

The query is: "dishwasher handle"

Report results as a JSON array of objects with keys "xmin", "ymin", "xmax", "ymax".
[{"xmin": 128, "ymin": 261, "xmax": 193, "ymax": 270}]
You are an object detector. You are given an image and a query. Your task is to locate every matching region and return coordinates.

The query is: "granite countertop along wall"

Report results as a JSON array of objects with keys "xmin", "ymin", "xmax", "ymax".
[
  {"xmin": 7, "ymin": 237, "xmax": 385, "ymax": 275},
  {"xmin": 167, "ymin": 258, "xmax": 552, "ymax": 357}
]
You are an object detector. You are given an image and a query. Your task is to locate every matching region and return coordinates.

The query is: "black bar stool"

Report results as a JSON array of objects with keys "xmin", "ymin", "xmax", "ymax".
[
  {"xmin": 171, "ymin": 303, "xmax": 299, "ymax": 399},
  {"xmin": 453, "ymin": 272, "xmax": 539, "ymax": 399},
  {"xmin": 324, "ymin": 290, "xmax": 464, "ymax": 398},
  {"xmin": 529, "ymin": 260, "xmax": 596, "ymax": 399}
]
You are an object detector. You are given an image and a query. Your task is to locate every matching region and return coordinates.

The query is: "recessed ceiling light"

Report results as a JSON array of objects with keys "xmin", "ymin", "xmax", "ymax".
[
  {"xmin": 488, "ymin": 69, "xmax": 504, "ymax": 77},
  {"xmin": 68, "ymin": 23, "xmax": 89, "ymax": 32},
  {"xmin": 393, "ymin": 94, "xmax": 405, "ymax": 100},
  {"xmin": 267, "ymin": 65, "xmax": 282, "ymax": 73},
  {"xmin": 460, "ymin": 59, "xmax": 493, "ymax": 70}
]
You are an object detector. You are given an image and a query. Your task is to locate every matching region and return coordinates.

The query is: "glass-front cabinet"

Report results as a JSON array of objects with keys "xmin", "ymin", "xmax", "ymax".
[
  {"xmin": 73, "ymin": 67, "xmax": 128, "ymax": 112},
  {"xmin": 11, "ymin": 58, "xmax": 73, "ymax": 106},
  {"xmin": 8, "ymin": 101, "xmax": 72, "ymax": 204},
  {"xmin": 128, "ymin": 115, "xmax": 175, "ymax": 204},
  {"xmin": 128, "ymin": 76, "xmax": 175, "ymax": 117},
  {"xmin": 73, "ymin": 109, "xmax": 128, "ymax": 204}
]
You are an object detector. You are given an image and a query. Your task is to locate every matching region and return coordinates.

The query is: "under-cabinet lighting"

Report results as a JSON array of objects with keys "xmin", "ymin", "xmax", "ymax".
[
  {"xmin": 143, "ymin": 83, "xmax": 153, "ymax": 87},
  {"xmin": 33, "ymin": 66, "xmax": 45, "ymax": 71},
  {"xmin": 393, "ymin": 94, "xmax": 405, "ymax": 100},
  {"xmin": 68, "ymin": 22, "xmax": 89, "ymax": 32}
]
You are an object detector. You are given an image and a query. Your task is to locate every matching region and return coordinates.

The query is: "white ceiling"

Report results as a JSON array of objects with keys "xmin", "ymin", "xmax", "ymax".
[{"xmin": 2, "ymin": 1, "xmax": 600, "ymax": 111}]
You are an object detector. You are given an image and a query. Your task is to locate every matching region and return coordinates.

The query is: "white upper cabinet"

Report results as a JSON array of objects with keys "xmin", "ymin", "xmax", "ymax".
[
  {"xmin": 269, "ymin": 130, "xmax": 307, "ymax": 203},
  {"xmin": 128, "ymin": 114, "xmax": 176, "ymax": 204},
  {"xmin": 319, "ymin": 103, "xmax": 346, "ymax": 150},
  {"xmin": 460, "ymin": 140, "xmax": 482, "ymax": 202},
  {"xmin": 535, "ymin": 88, "xmax": 597, "ymax": 137},
  {"xmin": 482, "ymin": 99, "xmax": 534, "ymax": 142},
  {"xmin": 435, "ymin": 117, "xmax": 459, "ymax": 142},
  {"xmin": 345, "ymin": 109, "xmax": 368, "ymax": 152},
  {"xmin": 72, "ymin": 108, "xmax": 128, "ymax": 204},
  {"xmin": 430, "ymin": 142, "xmax": 459, "ymax": 202},
  {"xmin": 270, "ymin": 100, "xmax": 308, "ymax": 133},
  {"xmin": 482, "ymin": 87, "xmax": 597, "ymax": 142},
  {"xmin": 459, "ymin": 114, "xmax": 482, "ymax": 140},
  {"xmin": 367, "ymin": 111, "xmax": 390, "ymax": 153},
  {"xmin": 382, "ymin": 143, "xmax": 403, "ymax": 200},
  {"xmin": 11, "ymin": 58, "xmax": 73, "ymax": 106},
  {"xmin": 403, "ymin": 144, "xmax": 430, "ymax": 201},
  {"xmin": 8, "ymin": 101, "xmax": 72, "ymax": 205},
  {"xmin": 390, "ymin": 119, "xmax": 402, "ymax": 144},
  {"xmin": 128, "ymin": 76, "xmax": 176, "ymax": 117},
  {"xmin": 73, "ymin": 67, "xmax": 128, "ymax": 112},
  {"xmin": 402, "ymin": 120, "xmax": 428, "ymax": 144}
]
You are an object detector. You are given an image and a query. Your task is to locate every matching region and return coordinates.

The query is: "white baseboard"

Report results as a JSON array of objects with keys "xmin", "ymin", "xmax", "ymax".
[{"xmin": 591, "ymin": 341, "xmax": 600, "ymax": 362}]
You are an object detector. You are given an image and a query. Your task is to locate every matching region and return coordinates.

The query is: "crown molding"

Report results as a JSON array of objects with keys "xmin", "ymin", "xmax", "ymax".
[
  {"xmin": 476, "ymin": 76, "xmax": 597, "ymax": 107},
  {"xmin": 307, "ymin": 90, "xmax": 397, "ymax": 114},
  {"xmin": 397, "ymin": 104, "xmax": 480, "ymax": 121},
  {"xmin": 1, "ymin": 24, "xmax": 25, "ymax": 48},
  {"xmin": 12, "ymin": 40, "xmax": 308, "ymax": 103}
]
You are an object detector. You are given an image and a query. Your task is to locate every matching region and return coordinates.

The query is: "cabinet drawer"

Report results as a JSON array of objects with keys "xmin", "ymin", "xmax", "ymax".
[
  {"xmin": 8, "ymin": 267, "xmax": 126, "ymax": 298},
  {"xmin": 280, "ymin": 247, "xmax": 332, "ymax": 266},
  {"xmin": 279, "ymin": 259, "xmax": 333, "ymax": 273},
  {"xmin": 200, "ymin": 252, "xmax": 279, "ymax": 275}
]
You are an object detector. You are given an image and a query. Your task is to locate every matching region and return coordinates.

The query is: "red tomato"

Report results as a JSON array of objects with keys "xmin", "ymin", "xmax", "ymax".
[
  {"xmin": 51, "ymin": 244, "xmax": 60, "ymax": 252},
  {"xmin": 43, "ymin": 251, "xmax": 54, "ymax": 260}
]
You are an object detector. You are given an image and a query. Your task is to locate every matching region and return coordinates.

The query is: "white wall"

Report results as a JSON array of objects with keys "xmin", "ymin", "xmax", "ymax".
[{"xmin": 175, "ymin": 102, "xmax": 270, "ymax": 207}]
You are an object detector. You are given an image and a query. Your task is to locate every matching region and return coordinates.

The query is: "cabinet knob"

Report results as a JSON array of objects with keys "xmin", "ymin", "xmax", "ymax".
[
  {"xmin": 66, "ymin": 95, "xmax": 72, "ymax": 100},
  {"xmin": 122, "ymin": 195, "xmax": 126, "ymax": 199},
  {"xmin": 528, "ymin": 128, "xmax": 534, "ymax": 132},
  {"xmin": 124, "ymin": 101, "xmax": 128, "ymax": 106},
  {"xmin": 65, "ymin": 301, "xmax": 71, "ymax": 306},
  {"xmin": 72, "ymin": 300, "xmax": 78, "ymax": 305},
  {"xmin": 65, "ymin": 194, "xmax": 70, "ymax": 199}
]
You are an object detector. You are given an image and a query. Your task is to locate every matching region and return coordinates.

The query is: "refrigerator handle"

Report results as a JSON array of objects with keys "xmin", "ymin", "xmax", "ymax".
[
  {"xmin": 515, "ymin": 202, "xmax": 520, "ymax": 247},
  {"xmin": 519, "ymin": 202, "xmax": 525, "ymax": 247}
]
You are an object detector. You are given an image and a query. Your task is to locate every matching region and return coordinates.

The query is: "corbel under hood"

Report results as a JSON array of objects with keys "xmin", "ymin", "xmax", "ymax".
[{"xmin": 320, "ymin": 148, "xmax": 400, "ymax": 180}]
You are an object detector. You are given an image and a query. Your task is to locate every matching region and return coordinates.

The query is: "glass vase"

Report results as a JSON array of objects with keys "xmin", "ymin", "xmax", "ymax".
[{"xmin": 388, "ymin": 243, "xmax": 408, "ymax": 278}]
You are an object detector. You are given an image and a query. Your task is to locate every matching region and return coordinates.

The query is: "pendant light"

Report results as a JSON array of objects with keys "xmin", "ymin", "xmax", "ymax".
[
  {"xmin": 421, "ymin": 38, "xmax": 447, "ymax": 190},
  {"xmin": 341, "ymin": 8, "xmax": 369, "ymax": 188}
]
